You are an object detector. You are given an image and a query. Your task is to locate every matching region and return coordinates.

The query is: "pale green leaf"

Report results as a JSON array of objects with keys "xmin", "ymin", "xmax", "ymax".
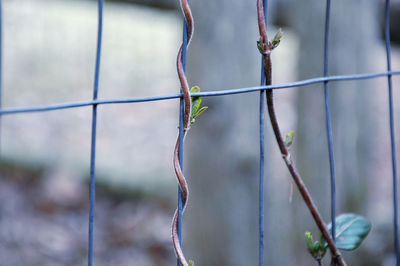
[{"xmin": 326, "ymin": 213, "xmax": 371, "ymax": 251}]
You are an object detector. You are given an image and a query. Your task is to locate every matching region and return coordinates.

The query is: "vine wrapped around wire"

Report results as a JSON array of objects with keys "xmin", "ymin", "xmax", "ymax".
[{"xmin": 172, "ymin": 1, "xmax": 207, "ymax": 266}]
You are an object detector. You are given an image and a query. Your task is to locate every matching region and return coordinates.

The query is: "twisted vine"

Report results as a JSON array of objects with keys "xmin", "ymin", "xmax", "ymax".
[
  {"xmin": 172, "ymin": 1, "xmax": 194, "ymax": 265},
  {"xmin": 256, "ymin": 1, "xmax": 346, "ymax": 265}
]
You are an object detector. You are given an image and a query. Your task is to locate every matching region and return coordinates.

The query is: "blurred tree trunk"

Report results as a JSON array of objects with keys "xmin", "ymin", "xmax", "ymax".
[
  {"xmin": 289, "ymin": 0, "xmax": 381, "ymax": 264},
  {"xmin": 183, "ymin": 1, "xmax": 282, "ymax": 265}
]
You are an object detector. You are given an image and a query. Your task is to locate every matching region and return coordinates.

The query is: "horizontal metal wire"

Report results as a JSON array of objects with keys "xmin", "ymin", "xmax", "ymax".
[{"xmin": 0, "ymin": 70, "xmax": 399, "ymax": 115}]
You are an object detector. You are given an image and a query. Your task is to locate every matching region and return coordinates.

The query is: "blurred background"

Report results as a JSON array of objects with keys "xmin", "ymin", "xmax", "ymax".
[{"xmin": 0, "ymin": 0, "xmax": 399, "ymax": 265}]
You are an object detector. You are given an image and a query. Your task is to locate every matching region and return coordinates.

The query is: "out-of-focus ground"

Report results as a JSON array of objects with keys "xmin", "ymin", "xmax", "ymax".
[
  {"xmin": 0, "ymin": 0, "xmax": 400, "ymax": 265},
  {"xmin": 0, "ymin": 161, "xmax": 175, "ymax": 265}
]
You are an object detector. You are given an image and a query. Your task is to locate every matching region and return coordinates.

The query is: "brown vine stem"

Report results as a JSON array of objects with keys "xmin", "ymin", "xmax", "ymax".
[
  {"xmin": 256, "ymin": 1, "xmax": 346, "ymax": 265},
  {"xmin": 172, "ymin": 0, "xmax": 194, "ymax": 266}
]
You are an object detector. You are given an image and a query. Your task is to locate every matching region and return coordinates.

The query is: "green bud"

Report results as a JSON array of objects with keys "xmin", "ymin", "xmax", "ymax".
[
  {"xmin": 313, "ymin": 241, "xmax": 320, "ymax": 253},
  {"xmin": 190, "ymin": 86, "xmax": 200, "ymax": 94},
  {"xmin": 270, "ymin": 28, "xmax": 283, "ymax": 50},
  {"xmin": 284, "ymin": 131, "xmax": 295, "ymax": 148},
  {"xmin": 257, "ymin": 37, "xmax": 266, "ymax": 54},
  {"xmin": 305, "ymin": 232, "xmax": 315, "ymax": 252}
]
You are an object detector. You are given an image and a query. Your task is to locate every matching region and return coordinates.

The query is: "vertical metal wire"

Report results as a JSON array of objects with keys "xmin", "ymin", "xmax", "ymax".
[
  {"xmin": 0, "ymin": 0, "xmax": 2, "ymax": 156},
  {"xmin": 177, "ymin": 2, "xmax": 189, "ymax": 265},
  {"xmin": 323, "ymin": 0, "xmax": 336, "ymax": 251},
  {"xmin": 385, "ymin": 0, "xmax": 400, "ymax": 264},
  {"xmin": 259, "ymin": 70, "xmax": 265, "ymax": 266},
  {"xmin": 259, "ymin": 67, "xmax": 265, "ymax": 266},
  {"xmin": 259, "ymin": 1, "xmax": 267, "ymax": 265},
  {"xmin": 88, "ymin": 0, "xmax": 103, "ymax": 265}
]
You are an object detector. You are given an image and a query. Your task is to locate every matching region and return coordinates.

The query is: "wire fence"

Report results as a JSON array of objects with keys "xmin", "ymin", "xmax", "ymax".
[{"xmin": 0, "ymin": 0, "xmax": 399, "ymax": 265}]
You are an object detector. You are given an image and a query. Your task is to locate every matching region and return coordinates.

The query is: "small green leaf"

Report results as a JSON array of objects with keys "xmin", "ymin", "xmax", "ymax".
[
  {"xmin": 306, "ymin": 231, "xmax": 329, "ymax": 260},
  {"xmin": 270, "ymin": 28, "xmax": 283, "ymax": 50},
  {"xmin": 190, "ymin": 86, "xmax": 200, "ymax": 94},
  {"xmin": 326, "ymin": 213, "xmax": 371, "ymax": 251},
  {"xmin": 305, "ymin": 232, "xmax": 315, "ymax": 251},
  {"xmin": 284, "ymin": 131, "xmax": 295, "ymax": 148},
  {"xmin": 312, "ymin": 241, "xmax": 320, "ymax": 253},
  {"xmin": 305, "ymin": 232, "xmax": 320, "ymax": 259},
  {"xmin": 257, "ymin": 37, "xmax": 266, "ymax": 54},
  {"xmin": 273, "ymin": 28, "xmax": 283, "ymax": 41},
  {"xmin": 190, "ymin": 86, "xmax": 201, "ymax": 116},
  {"xmin": 319, "ymin": 234, "xmax": 328, "ymax": 254},
  {"xmin": 193, "ymin": 106, "xmax": 208, "ymax": 119},
  {"xmin": 191, "ymin": 97, "xmax": 201, "ymax": 116},
  {"xmin": 189, "ymin": 86, "xmax": 208, "ymax": 125}
]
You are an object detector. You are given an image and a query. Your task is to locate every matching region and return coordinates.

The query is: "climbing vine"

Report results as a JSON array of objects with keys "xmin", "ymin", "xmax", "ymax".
[
  {"xmin": 256, "ymin": 0, "xmax": 370, "ymax": 265},
  {"xmin": 171, "ymin": 1, "xmax": 207, "ymax": 266}
]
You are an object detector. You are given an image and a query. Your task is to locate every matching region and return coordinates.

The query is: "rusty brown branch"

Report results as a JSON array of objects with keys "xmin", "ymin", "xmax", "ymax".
[{"xmin": 256, "ymin": 0, "xmax": 346, "ymax": 265}]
